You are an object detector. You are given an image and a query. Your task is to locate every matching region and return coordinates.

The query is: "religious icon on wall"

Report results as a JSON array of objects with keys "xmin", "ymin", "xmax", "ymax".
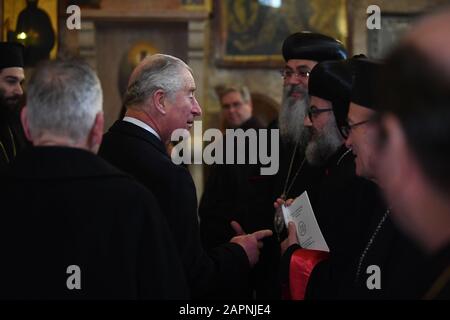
[
  {"xmin": 216, "ymin": 0, "xmax": 348, "ymax": 67},
  {"xmin": 3, "ymin": 0, "xmax": 58, "ymax": 67}
]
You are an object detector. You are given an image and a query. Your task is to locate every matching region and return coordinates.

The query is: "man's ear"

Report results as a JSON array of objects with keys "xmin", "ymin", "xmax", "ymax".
[
  {"xmin": 88, "ymin": 112, "xmax": 104, "ymax": 154},
  {"xmin": 153, "ymin": 89, "xmax": 167, "ymax": 115},
  {"xmin": 20, "ymin": 107, "xmax": 33, "ymax": 143}
]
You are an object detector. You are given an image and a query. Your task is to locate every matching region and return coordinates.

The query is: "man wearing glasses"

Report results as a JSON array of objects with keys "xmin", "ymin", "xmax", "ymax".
[
  {"xmin": 338, "ymin": 59, "xmax": 425, "ymax": 299},
  {"xmin": 279, "ymin": 58, "xmax": 376, "ymax": 299},
  {"xmin": 272, "ymin": 33, "xmax": 348, "ymax": 238},
  {"xmin": 258, "ymin": 32, "xmax": 349, "ymax": 299}
]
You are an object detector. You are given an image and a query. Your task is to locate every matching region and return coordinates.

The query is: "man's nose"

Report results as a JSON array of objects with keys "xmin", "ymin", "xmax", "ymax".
[
  {"xmin": 14, "ymin": 84, "xmax": 23, "ymax": 96},
  {"xmin": 193, "ymin": 98, "xmax": 202, "ymax": 117},
  {"xmin": 284, "ymin": 76, "xmax": 302, "ymax": 87},
  {"xmin": 303, "ymin": 114, "xmax": 312, "ymax": 127}
]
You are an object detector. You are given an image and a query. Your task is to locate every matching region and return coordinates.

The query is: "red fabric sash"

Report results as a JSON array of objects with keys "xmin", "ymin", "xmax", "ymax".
[{"xmin": 288, "ymin": 249, "xmax": 330, "ymax": 300}]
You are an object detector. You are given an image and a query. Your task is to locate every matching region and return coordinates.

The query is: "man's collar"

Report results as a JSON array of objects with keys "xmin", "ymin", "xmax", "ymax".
[{"xmin": 122, "ymin": 116, "xmax": 161, "ymax": 141}]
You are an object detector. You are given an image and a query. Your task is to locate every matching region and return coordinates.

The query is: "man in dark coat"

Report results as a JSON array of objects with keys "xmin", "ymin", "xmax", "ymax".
[
  {"xmin": 0, "ymin": 42, "xmax": 29, "ymax": 170},
  {"xmin": 199, "ymin": 85, "xmax": 265, "ymax": 248},
  {"xmin": 279, "ymin": 59, "xmax": 372, "ymax": 299},
  {"xmin": 259, "ymin": 32, "xmax": 350, "ymax": 299},
  {"xmin": 308, "ymin": 58, "xmax": 425, "ymax": 300},
  {"xmin": 377, "ymin": 10, "xmax": 450, "ymax": 300},
  {"xmin": 198, "ymin": 85, "xmax": 267, "ymax": 298},
  {"xmin": 272, "ymin": 33, "xmax": 349, "ymax": 235},
  {"xmin": 99, "ymin": 54, "xmax": 272, "ymax": 299},
  {"xmin": 0, "ymin": 59, "xmax": 188, "ymax": 299}
]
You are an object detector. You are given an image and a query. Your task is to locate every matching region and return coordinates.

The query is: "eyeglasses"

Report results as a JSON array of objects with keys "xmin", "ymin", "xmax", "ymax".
[
  {"xmin": 340, "ymin": 116, "xmax": 379, "ymax": 138},
  {"xmin": 307, "ymin": 106, "xmax": 333, "ymax": 121},
  {"xmin": 280, "ymin": 68, "xmax": 311, "ymax": 80},
  {"xmin": 222, "ymin": 101, "xmax": 243, "ymax": 110}
]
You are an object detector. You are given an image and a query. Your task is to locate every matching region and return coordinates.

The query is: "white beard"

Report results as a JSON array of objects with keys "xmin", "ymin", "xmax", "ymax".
[
  {"xmin": 305, "ymin": 115, "xmax": 343, "ymax": 166},
  {"xmin": 278, "ymin": 84, "xmax": 310, "ymax": 150}
]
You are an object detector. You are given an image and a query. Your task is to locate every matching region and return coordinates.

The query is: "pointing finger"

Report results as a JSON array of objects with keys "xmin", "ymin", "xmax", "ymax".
[
  {"xmin": 253, "ymin": 229, "xmax": 273, "ymax": 241},
  {"xmin": 230, "ymin": 220, "xmax": 246, "ymax": 236}
]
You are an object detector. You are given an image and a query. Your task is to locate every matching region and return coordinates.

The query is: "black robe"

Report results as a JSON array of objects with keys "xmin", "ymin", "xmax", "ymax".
[
  {"xmin": 0, "ymin": 146, "xmax": 188, "ymax": 299},
  {"xmin": 0, "ymin": 114, "xmax": 30, "ymax": 171},
  {"xmin": 332, "ymin": 183, "xmax": 427, "ymax": 299},
  {"xmin": 99, "ymin": 120, "xmax": 250, "ymax": 299},
  {"xmin": 280, "ymin": 145, "xmax": 373, "ymax": 299}
]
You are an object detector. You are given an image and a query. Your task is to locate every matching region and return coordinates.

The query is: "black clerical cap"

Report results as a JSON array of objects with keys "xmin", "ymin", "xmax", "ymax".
[
  {"xmin": 308, "ymin": 59, "xmax": 352, "ymax": 129},
  {"xmin": 0, "ymin": 42, "xmax": 25, "ymax": 70},
  {"xmin": 282, "ymin": 32, "xmax": 348, "ymax": 63},
  {"xmin": 351, "ymin": 58, "xmax": 383, "ymax": 110}
]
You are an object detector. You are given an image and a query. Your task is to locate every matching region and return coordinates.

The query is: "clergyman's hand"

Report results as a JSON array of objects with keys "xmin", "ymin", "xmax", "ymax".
[{"xmin": 280, "ymin": 222, "xmax": 299, "ymax": 256}]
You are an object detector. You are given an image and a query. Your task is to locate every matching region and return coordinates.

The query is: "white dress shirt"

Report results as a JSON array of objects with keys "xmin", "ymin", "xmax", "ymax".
[{"xmin": 122, "ymin": 116, "xmax": 161, "ymax": 141}]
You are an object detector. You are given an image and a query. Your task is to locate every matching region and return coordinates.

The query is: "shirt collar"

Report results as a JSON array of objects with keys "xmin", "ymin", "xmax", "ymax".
[{"xmin": 122, "ymin": 116, "xmax": 161, "ymax": 141}]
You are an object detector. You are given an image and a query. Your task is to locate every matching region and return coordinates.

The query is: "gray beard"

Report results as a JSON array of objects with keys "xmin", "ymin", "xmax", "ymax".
[
  {"xmin": 305, "ymin": 117, "xmax": 343, "ymax": 166},
  {"xmin": 278, "ymin": 85, "xmax": 310, "ymax": 150}
]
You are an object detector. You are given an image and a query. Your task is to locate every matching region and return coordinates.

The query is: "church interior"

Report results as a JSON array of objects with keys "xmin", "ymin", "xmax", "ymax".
[
  {"xmin": 1, "ymin": 0, "xmax": 448, "ymax": 194},
  {"xmin": 1, "ymin": 0, "xmax": 450, "ymax": 302}
]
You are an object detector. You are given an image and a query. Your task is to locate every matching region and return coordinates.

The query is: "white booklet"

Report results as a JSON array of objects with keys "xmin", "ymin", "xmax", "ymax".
[{"xmin": 281, "ymin": 191, "xmax": 329, "ymax": 252}]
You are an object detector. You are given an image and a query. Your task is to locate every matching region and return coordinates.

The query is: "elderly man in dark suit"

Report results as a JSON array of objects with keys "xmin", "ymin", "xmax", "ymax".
[
  {"xmin": 0, "ymin": 59, "xmax": 188, "ymax": 299},
  {"xmin": 99, "ymin": 53, "xmax": 272, "ymax": 299}
]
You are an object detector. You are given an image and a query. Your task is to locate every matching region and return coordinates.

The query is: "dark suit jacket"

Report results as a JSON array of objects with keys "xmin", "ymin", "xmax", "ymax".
[
  {"xmin": 0, "ymin": 146, "xmax": 188, "ymax": 299},
  {"xmin": 198, "ymin": 117, "xmax": 281, "ymax": 299},
  {"xmin": 99, "ymin": 120, "xmax": 250, "ymax": 299},
  {"xmin": 199, "ymin": 116, "xmax": 270, "ymax": 248}
]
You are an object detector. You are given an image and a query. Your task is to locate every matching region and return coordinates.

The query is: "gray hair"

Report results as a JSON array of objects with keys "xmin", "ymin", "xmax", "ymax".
[
  {"xmin": 279, "ymin": 84, "xmax": 310, "ymax": 149},
  {"xmin": 123, "ymin": 54, "xmax": 191, "ymax": 109},
  {"xmin": 27, "ymin": 59, "xmax": 103, "ymax": 143},
  {"xmin": 219, "ymin": 85, "xmax": 251, "ymax": 103}
]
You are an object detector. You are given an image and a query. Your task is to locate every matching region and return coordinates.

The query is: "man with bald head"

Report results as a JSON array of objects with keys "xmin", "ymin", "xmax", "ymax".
[
  {"xmin": 378, "ymin": 8, "xmax": 450, "ymax": 299},
  {"xmin": 100, "ymin": 54, "xmax": 272, "ymax": 299}
]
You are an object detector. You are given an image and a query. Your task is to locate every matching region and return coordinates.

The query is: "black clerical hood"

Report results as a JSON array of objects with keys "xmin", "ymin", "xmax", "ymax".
[
  {"xmin": 282, "ymin": 32, "xmax": 348, "ymax": 63},
  {"xmin": 351, "ymin": 58, "xmax": 383, "ymax": 111},
  {"xmin": 0, "ymin": 42, "xmax": 25, "ymax": 70},
  {"xmin": 308, "ymin": 59, "xmax": 352, "ymax": 129}
]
